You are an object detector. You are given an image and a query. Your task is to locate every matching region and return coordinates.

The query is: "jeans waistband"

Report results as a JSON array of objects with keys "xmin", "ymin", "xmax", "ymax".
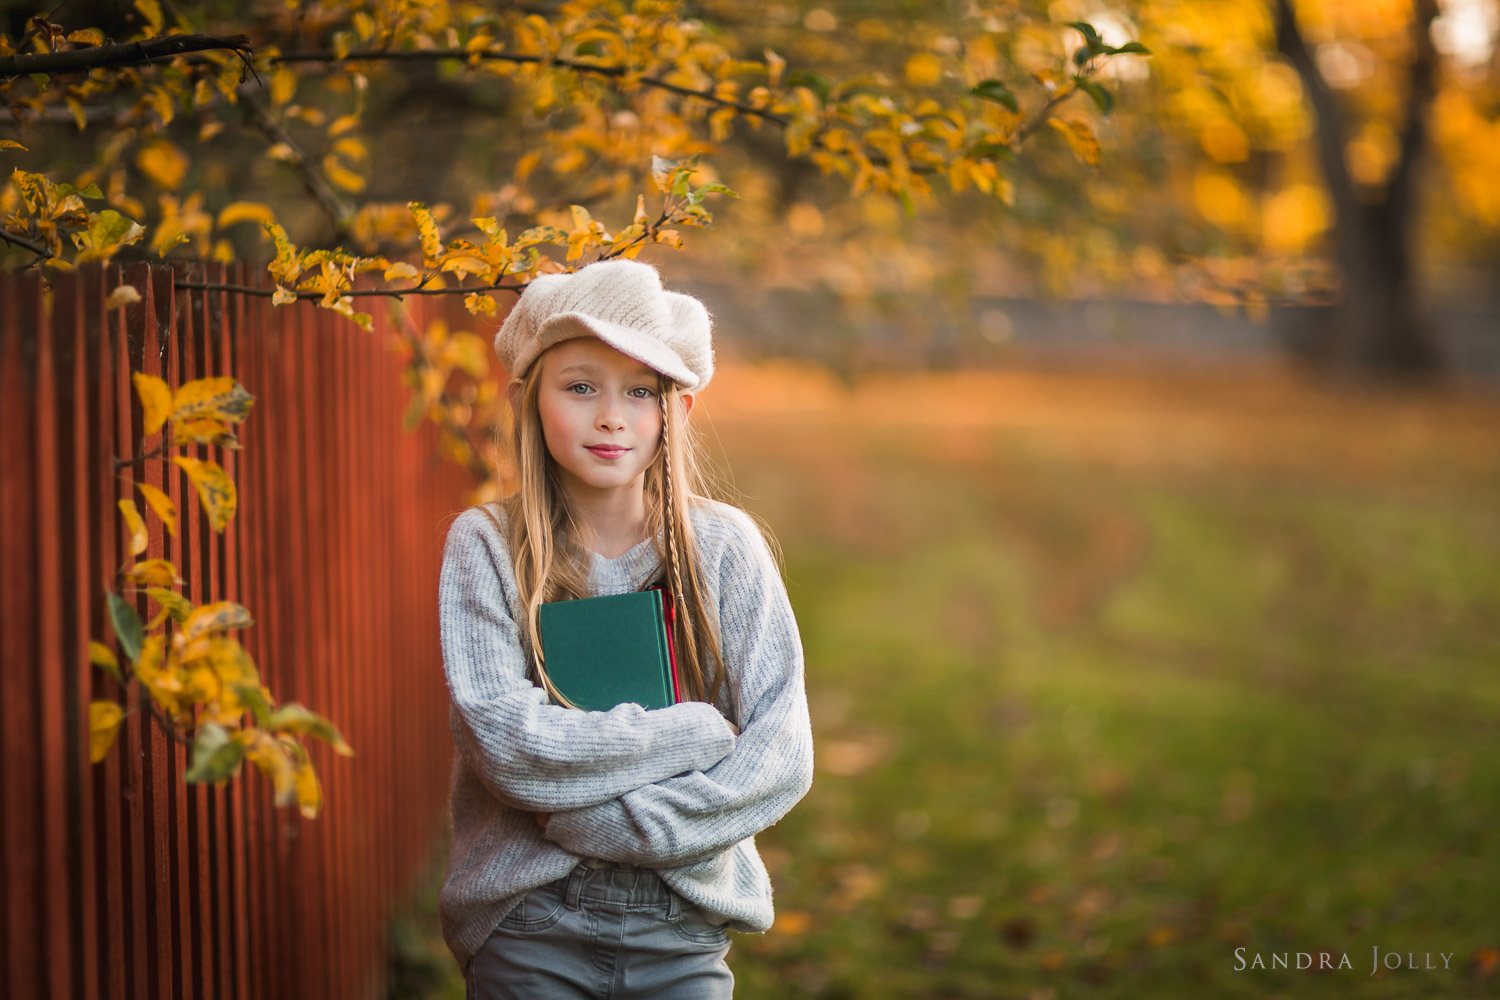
[{"xmin": 561, "ymin": 862, "xmax": 678, "ymax": 915}]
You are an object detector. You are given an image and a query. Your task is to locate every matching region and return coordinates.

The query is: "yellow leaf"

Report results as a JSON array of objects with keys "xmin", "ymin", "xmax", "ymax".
[
  {"xmin": 132, "ymin": 372, "xmax": 173, "ymax": 436},
  {"xmin": 332, "ymin": 137, "xmax": 367, "ymax": 162},
  {"xmin": 173, "ymin": 376, "xmax": 255, "ymax": 424},
  {"xmin": 216, "ymin": 202, "xmax": 275, "ymax": 229},
  {"xmin": 89, "ymin": 702, "xmax": 126, "ymax": 764},
  {"xmin": 105, "ymin": 284, "xmax": 141, "ymax": 310},
  {"xmin": 472, "ymin": 217, "xmax": 503, "ymax": 239},
  {"xmin": 905, "ymin": 52, "xmax": 943, "ymax": 87},
  {"xmin": 125, "ymin": 558, "xmax": 182, "ymax": 587},
  {"xmin": 135, "ymin": 140, "xmax": 188, "ymax": 191},
  {"xmin": 408, "ymin": 202, "xmax": 444, "ymax": 262},
  {"xmin": 243, "ymin": 730, "xmax": 297, "ymax": 806},
  {"xmin": 270, "ymin": 67, "xmax": 297, "ymax": 107},
  {"xmin": 146, "ymin": 587, "xmax": 192, "ymax": 624},
  {"xmin": 88, "ymin": 640, "xmax": 118, "ymax": 672},
  {"xmin": 171, "ymin": 416, "xmax": 239, "ymax": 448},
  {"xmin": 171, "ymin": 455, "xmax": 237, "ymax": 532},
  {"xmin": 272, "ymin": 285, "xmax": 298, "ymax": 306},
  {"xmin": 464, "ymin": 293, "xmax": 498, "ymax": 318},
  {"xmin": 67, "ymin": 29, "xmax": 105, "ymax": 46},
  {"xmin": 0, "ymin": 139, "xmax": 27, "ymax": 151},
  {"xmin": 322, "ymin": 154, "xmax": 366, "ymax": 193},
  {"xmin": 441, "ymin": 332, "xmax": 492, "ymax": 378},
  {"xmin": 653, "ymin": 229, "xmax": 684, "ymax": 249},
  {"xmin": 384, "ymin": 262, "xmax": 420, "ymax": 283},
  {"xmin": 181, "ymin": 601, "xmax": 253, "ymax": 640},
  {"xmin": 118, "ymin": 498, "xmax": 148, "ymax": 556},
  {"xmin": 633, "ymin": 194, "xmax": 648, "ymax": 227},
  {"xmin": 294, "ymin": 755, "xmax": 322, "ymax": 819},
  {"xmin": 134, "ymin": 0, "xmax": 164, "ymax": 35},
  {"xmin": 265, "ymin": 221, "xmax": 300, "ymax": 283},
  {"xmin": 441, "ymin": 254, "xmax": 489, "ymax": 276},
  {"xmin": 328, "ymin": 114, "xmax": 360, "ymax": 137},
  {"xmin": 1048, "ymin": 118, "xmax": 1101, "ymax": 166}
]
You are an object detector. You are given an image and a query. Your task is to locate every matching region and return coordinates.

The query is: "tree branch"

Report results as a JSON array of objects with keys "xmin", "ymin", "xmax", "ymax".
[
  {"xmin": 236, "ymin": 91, "xmax": 353, "ymax": 235},
  {"xmin": 0, "ymin": 227, "xmax": 54, "ymax": 260},
  {"xmin": 1386, "ymin": 0, "xmax": 1441, "ymax": 225},
  {"xmin": 0, "ymin": 33, "xmax": 253, "ymax": 79},
  {"xmin": 172, "ymin": 279, "xmax": 525, "ymax": 298},
  {"xmin": 271, "ymin": 48, "xmax": 789, "ymax": 126},
  {"xmin": 1274, "ymin": 0, "xmax": 1359, "ymax": 224}
]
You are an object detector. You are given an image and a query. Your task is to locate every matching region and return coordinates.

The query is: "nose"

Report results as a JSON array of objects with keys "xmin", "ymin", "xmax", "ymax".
[{"xmin": 595, "ymin": 399, "xmax": 625, "ymax": 432}]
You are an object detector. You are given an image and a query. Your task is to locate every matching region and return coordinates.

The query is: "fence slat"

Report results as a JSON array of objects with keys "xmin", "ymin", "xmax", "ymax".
[{"xmin": 1, "ymin": 262, "xmax": 469, "ymax": 999}]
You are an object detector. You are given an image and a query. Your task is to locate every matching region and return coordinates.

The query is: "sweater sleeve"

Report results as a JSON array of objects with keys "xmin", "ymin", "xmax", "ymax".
[
  {"xmin": 541, "ymin": 510, "xmax": 815, "ymax": 866},
  {"xmin": 440, "ymin": 508, "xmax": 738, "ymax": 812}
]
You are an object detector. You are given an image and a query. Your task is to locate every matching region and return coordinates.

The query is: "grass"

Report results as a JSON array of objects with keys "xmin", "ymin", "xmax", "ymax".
[{"xmin": 397, "ymin": 361, "xmax": 1500, "ymax": 999}]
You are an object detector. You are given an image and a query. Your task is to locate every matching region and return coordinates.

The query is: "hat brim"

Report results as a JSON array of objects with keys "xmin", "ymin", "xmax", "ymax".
[{"xmin": 535, "ymin": 312, "xmax": 701, "ymax": 389}]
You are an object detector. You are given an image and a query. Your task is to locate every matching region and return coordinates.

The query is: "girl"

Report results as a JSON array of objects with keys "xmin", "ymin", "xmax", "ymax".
[{"xmin": 437, "ymin": 259, "xmax": 815, "ymax": 999}]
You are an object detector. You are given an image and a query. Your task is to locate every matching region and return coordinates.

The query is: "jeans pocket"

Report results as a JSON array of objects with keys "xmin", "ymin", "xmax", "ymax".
[
  {"xmin": 670, "ymin": 898, "xmax": 730, "ymax": 945},
  {"xmin": 496, "ymin": 880, "xmax": 567, "ymax": 935}
]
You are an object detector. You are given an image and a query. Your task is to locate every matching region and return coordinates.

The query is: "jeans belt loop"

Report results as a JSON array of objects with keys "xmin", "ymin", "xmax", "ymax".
[{"xmin": 563, "ymin": 865, "xmax": 586, "ymax": 909}]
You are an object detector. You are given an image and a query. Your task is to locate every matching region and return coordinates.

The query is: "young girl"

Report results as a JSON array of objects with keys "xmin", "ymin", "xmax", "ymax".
[{"xmin": 437, "ymin": 259, "xmax": 814, "ymax": 998}]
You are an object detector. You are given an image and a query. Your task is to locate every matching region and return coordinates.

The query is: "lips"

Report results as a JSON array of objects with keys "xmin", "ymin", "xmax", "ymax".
[{"xmin": 586, "ymin": 445, "xmax": 630, "ymax": 459}]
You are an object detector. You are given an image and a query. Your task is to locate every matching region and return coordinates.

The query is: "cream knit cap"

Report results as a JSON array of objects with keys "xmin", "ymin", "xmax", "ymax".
[{"xmin": 493, "ymin": 259, "xmax": 714, "ymax": 390}]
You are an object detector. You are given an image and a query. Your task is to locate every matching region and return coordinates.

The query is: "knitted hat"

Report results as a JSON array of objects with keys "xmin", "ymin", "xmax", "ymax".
[{"xmin": 493, "ymin": 259, "xmax": 714, "ymax": 390}]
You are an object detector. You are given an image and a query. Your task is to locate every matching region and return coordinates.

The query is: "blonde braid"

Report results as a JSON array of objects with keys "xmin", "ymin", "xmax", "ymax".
[{"xmin": 660, "ymin": 386, "xmax": 702, "ymax": 701}]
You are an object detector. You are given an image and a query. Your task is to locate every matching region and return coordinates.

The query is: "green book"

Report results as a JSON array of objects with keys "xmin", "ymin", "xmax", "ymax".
[{"xmin": 537, "ymin": 590, "xmax": 678, "ymax": 712}]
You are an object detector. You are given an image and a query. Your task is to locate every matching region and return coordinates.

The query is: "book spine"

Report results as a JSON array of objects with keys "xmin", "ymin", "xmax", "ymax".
[{"xmin": 661, "ymin": 589, "xmax": 681, "ymax": 705}]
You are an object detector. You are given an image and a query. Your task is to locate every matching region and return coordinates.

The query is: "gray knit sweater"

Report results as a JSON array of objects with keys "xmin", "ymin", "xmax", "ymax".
[{"xmin": 437, "ymin": 498, "xmax": 814, "ymax": 970}]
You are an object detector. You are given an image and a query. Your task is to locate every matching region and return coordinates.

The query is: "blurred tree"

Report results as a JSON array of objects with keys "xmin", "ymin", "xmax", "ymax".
[{"xmin": 1273, "ymin": 0, "xmax": 1444, "ymax": 373}]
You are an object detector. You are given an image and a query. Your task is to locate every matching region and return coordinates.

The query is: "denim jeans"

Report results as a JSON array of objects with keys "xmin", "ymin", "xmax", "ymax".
[{"xmin": 467, "ymin": 862, "xmax": 735, "ymax": 999}]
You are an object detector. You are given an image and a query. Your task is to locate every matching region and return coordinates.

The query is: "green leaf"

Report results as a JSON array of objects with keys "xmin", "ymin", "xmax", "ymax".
[
  {"xmin": 269, "ymin": 703, "xmax": 355, "ymax": 756},
  {"xmin": 108, "ymin": 591, "xmax": 144, "ymax": 664},
  {"xmin": 185, "ymin": 722, "xmax": 244, "ymax": 783},
  {"xmin": 970, "ymin": 80, "xmax": 1019, "ymax": 112},
  {"xmin": 1110, "ymin": 41, "xmax": 1152, "ymax": 56},
  {"xmin": 784, "ymin": 69, "xmax": 831, "ymax": 103},
  {"xmin": 1075, "ymin": 77, "xmax": 1113, "ymax": 116},
  {"xmin": 231, "ymin": 683, "xmax": 272, "ymax": 728},
  {"xmin": 1067, "ymin": 21, "xmax": 1103, "ymax": 49}
]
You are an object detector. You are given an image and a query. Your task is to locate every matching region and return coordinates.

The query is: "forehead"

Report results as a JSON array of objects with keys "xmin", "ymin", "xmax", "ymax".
[{"xmin": 541, "ymin": 336, "xmax": 656, "ymax": 378}]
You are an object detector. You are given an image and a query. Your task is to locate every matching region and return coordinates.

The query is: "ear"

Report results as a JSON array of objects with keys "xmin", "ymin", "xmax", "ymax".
[
  {"xmin": 678, "ymin": 391, "xmax": 696, "ymax": 419},
  {"xmin": 506, "ymin": 378, "xmax": 523, "ymax": 415}
]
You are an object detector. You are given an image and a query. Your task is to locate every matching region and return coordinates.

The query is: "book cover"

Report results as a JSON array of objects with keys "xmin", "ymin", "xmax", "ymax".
[{"xmin": 538, "ymin": 589, "xmax": 677, "ymax": 711}]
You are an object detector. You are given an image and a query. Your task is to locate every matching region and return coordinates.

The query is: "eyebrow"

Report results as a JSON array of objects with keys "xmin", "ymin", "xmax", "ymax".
[{"xmin": 556, "ymin": 363, "xmax": 656, "ymax": 379}]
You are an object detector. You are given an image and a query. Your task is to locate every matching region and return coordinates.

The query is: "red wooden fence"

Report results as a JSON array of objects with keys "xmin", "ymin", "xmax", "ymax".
[{"xmin": 0, "ymin": 261, "xmax": 475, "ymax": 999}]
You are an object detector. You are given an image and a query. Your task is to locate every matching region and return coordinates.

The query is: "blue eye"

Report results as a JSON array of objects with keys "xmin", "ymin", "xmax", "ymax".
[
  {"xmin": 567, "ymin": 383, "xmax": 593, "ymax": 395},
  {"xmin": 629, "ymin": 386, "xmax": 655, "ymax": 399}
]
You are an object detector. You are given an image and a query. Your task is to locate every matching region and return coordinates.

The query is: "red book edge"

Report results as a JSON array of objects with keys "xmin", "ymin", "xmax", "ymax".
[{"xmin": 649, "ymin": 585, "xmax": 682, "ymax": 704}]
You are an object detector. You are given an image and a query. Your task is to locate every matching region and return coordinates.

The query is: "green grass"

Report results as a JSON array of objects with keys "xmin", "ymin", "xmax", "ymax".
[
  {"xmin": 396, "ymin": 370, "xmax": 1500, "ymax": 999},
  {"xmin": 718, "ymin": 414, "xmax": 1500, "ymax": 1000}
]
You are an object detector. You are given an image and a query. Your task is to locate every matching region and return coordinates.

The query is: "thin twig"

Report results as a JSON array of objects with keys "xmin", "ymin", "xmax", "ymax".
[
  {"xmin": 144, "ymin": 696, "xmax": 193, "ymax": 747},
  {"xmin": 272, "ymin": 48, "xmax": 789, "ymax": 126},
  {"xmin": 113, "ymin": 442, "xmax": 169, "ymax": 469},
  {"xmin": 19, "ymin": 0, "xmax": 78, "ymax": 49}
]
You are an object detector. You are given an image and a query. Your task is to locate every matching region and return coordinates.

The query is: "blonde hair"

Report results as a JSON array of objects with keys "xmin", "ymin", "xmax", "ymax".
[{"xmin": 482, "ymin": 353, "xmax": 728, "ymax": 708}]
